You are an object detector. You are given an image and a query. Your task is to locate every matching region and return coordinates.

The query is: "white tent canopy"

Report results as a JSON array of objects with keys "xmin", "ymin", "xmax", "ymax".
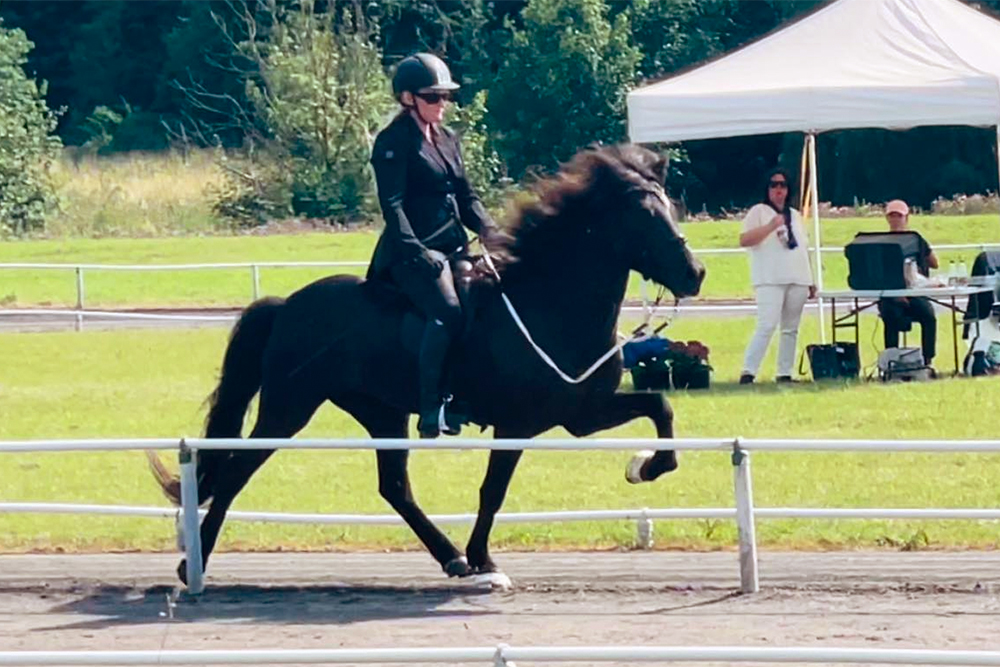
[
  {"xmin": 627, "ymin": 0, "xmax": 1000, "ymax": 143},
  {"xmin": 627, "ymin": 0, "xmax": 1000, "ymax": 343}
]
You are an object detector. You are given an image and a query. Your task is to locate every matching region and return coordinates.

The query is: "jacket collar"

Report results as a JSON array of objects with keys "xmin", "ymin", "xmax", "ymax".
[{"xmin": 400, "ymin": 112, "xmax": 458, "ymax": 176}]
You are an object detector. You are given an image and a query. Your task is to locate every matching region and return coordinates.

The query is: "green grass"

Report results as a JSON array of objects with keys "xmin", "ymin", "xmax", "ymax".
[
  {"xmin": 3, "ymin": 315, "xmax": 1000, "ymax": 555},
  {"xmin": 0, "ymin": 232, "xmax": 376, "ymax": 308},
  {"xmin": 2, "ymin": 214, "xmax": 997, "ymax": 308}
]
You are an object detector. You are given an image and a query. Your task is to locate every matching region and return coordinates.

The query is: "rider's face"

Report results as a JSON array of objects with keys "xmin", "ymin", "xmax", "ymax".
[{"xmin": 413, "ymin": 92, "xmax": 449, "ymax": 125}]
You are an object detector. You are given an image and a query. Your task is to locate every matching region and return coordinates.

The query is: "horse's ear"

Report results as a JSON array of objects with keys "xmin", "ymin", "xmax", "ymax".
[{"xmin": 652, "ymin": 154, "xmax": 669, "ymax": 186}]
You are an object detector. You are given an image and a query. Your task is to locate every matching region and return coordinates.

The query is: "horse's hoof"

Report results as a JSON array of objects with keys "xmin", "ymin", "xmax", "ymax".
[
  {"xmin": 176, "ymin": 560, "xmax": 188, "ymax": 586},
  {"xmin": 470, "ymin": 570, "xmax": 512, "ymax": 591},
  {"xmin": 444, "ymin": 556, "xmax": 471, "ymax": 578},
  {"xmin": 626, "ymin": 450, "xmax": 654, "ymax": 484}
]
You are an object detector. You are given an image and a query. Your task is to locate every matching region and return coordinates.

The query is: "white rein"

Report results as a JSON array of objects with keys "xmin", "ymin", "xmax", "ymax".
[{"xmin": 480, "ymin": 249, "xmax": 677, "ymax": 385}]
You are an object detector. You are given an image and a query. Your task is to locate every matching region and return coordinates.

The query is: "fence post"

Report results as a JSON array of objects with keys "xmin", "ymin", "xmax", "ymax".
[
  {"xmin": 179, "ymin": 439, "xmax": 205, "ymax": 595},
  {"xmin": 732, "ymin": 437, "xmax": 759, "ymax": 594},
  {"xmin": 636, "ymin": 507, "xmax": 654, "ymax": 549},
  {"xmin": 494, "ymin": 644, "xmax": 515, "ymax": 667},
  {"xmin": 251, "ymin": 264, "xmax": 260, "ymax": 301},
  {"xmin": 74, "ymin": 267, "xmax": 85, "ymax": 332}
]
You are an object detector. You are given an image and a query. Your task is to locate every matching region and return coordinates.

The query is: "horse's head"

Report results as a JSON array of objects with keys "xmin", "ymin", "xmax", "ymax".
[
  {"xmin": 498, "ymin": 144, "xmax": 704, "ymax": 299},
  {"xmin": 607, "ymin": 145, "xmax": 705, "ymax": 298}
]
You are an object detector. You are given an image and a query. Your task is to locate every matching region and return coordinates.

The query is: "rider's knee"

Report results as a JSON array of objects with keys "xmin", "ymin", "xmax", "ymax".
[{"xmin": 434, "ymin": 306, "xmax": 463, "ymax": 338}]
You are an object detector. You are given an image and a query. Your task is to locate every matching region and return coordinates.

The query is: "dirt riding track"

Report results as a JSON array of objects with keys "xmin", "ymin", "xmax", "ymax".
[{"xmin": 2, "ymin": 551, "xmax": 999, "ymax": 663}]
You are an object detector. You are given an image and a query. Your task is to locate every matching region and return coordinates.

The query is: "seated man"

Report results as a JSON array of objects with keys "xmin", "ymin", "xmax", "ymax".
[{"xmin": 877, "ymin": 199, "xmax": 939, "ymax": 368}]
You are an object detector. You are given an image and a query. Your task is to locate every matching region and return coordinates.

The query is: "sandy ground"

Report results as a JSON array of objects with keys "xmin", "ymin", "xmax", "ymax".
[{"xmin": 2, "ymin": 551, "xmax": 999, "ymax": 664}]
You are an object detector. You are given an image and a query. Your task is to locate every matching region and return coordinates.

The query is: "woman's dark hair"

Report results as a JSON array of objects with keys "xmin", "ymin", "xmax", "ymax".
[
  {"xmin": 762, "ymin": 167, "xmax": 797, "ymax": 248},
  {"xmin": 762, "ymin": 167, "xmax": 794, "ymax": 222}
]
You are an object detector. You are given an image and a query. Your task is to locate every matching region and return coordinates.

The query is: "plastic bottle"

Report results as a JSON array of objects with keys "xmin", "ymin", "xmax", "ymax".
[
  {"xmin": 948, "ymin": 260, "xmax": 958, "ymax": 286},
  {"xmin": 958, "ymin": 259, "xmax": 969, "ymax": 284},
  {"xmin": 903, "ymin": 258, "xmax": 917, "ymax": 287}
]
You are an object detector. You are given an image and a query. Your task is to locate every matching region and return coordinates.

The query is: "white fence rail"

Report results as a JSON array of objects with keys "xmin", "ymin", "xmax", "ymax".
[
  {"xmin": 3, "ymin": 241, "xmax": 997, "ymax": 315},
  {"xmin": 4, "ymin": 437, "xmax": 1000, "ymax": 596},
  {"xmin": 5, "ymin": 645, "xmax": 1000, "ymax": 666},
  {"xmin": 0, "ymin": 304, "xmax": 792, "ymax": 330},
  {"xmin": 7, "ymin": 502, "xmax": 1000, "ymax": 523}
]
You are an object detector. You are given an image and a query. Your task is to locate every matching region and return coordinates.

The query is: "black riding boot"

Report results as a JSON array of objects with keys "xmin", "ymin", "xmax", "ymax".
[{"xmin": 416, "ymin": 319, "xmax": 464, "ymax": 438}]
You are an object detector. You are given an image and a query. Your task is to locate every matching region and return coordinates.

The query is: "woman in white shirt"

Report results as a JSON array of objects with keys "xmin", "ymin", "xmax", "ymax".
[{"xmin": 738, "ymin": 168, "xmax": 816, "ymax": 384}]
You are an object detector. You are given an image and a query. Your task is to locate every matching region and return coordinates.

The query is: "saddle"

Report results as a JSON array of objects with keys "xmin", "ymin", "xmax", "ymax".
[{"xmin": 361, "ymin": 253, "xmax": 497, "ymax": 353}]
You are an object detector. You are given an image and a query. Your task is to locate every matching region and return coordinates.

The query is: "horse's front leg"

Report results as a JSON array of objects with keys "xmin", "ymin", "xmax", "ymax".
[
  {"xmin": 562, "ymin": 391, "xmax": 678, "ymax": 483},
  {"xmin": 377, "ymin": 449, "xmax": 470, "ymax": 577},
  {"xmin": 465, "ymin": 429, "xmax": 526, "ymax": 583}
]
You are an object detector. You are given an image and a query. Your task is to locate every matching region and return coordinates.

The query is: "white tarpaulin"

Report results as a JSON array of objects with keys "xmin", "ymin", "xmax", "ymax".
[{"xmin": 627, "ymin": 0, "xmax": 1000, "ymax": 143}]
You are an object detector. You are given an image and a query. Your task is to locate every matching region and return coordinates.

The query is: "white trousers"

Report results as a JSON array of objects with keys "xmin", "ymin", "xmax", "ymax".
[{"xmin": 742, "ymin": 284, "xmax": 810, "ymax": 378}]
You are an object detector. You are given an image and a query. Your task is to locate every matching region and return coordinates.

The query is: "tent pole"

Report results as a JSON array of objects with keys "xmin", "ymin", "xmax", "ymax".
[
  {"xmin": 799, "ymin": 138, "xmax": 810, "ymax": 216},
  {"xmin": 808, "ymin": 133, "xmax": 827, "ymax": 343}
]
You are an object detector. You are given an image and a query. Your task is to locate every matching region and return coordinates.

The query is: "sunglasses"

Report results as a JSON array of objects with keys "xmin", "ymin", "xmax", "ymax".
[
  {"xmin": 769, "ymin": 180, "xmax": 788, "ymax": 189},
  {"xmin": 415, "ymin": 92, "xmax": 451, "ymax": 104}
]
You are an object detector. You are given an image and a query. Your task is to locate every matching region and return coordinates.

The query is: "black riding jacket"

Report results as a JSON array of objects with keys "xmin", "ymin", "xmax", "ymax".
[{"xmin": 367, "ymin": 112, "xmax": 495, "ymax": 278}]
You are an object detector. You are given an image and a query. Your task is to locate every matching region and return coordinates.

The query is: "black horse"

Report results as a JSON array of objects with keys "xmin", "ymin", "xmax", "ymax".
[{"xmin": 148, "ymin": 144, "xmax": 705, "ymax": 585}]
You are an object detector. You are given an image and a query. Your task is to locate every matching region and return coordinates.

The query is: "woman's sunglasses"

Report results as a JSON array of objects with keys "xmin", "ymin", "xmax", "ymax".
[
  {"xmin": 769, "ymin": 180, "xmax": 788, "ymax": 189},
  {"xmin": 415, "ymin": 92, "xmax": 451, "ymax": 104}
]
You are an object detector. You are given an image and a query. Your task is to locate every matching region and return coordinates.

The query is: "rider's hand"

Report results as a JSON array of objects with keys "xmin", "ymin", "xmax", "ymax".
[
  {"xmin": 411, "ymin": 252, "xmax": 444, "ymax": 278},
  {"xmin": 478, "ymin": 225, "xmax": 501, "ymax": 249}
]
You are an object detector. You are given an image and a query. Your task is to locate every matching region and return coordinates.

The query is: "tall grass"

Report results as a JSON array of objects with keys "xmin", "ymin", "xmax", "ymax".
[
  {"xmin": 21, "ymin": 148, "xmax": 1000, "ymax": 240},
  {"xmin": 46, "ymin": 150, "xmax": 230, "ymax": 237}
]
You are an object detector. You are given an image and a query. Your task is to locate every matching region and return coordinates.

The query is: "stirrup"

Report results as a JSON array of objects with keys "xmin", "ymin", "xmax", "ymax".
[{"xmin": 418, "ymin": 396, "xmax": 464, "ymax": 438}]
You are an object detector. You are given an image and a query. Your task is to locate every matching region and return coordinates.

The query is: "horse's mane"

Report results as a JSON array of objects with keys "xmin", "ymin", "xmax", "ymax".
[{"xmin": 491, "ymin": 144, "xmax": 667, "ymax": 271}]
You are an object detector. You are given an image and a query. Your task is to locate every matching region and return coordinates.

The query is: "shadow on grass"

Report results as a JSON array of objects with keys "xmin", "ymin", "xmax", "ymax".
[{"xmin": 622, "ymin": 376, "xmax": 868, "ymax": 398}]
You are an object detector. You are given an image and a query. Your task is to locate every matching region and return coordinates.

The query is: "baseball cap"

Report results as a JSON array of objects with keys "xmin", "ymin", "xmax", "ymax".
[{"xmin": 885, "ymin": 199, "xmax": 909, "ymax": 216}]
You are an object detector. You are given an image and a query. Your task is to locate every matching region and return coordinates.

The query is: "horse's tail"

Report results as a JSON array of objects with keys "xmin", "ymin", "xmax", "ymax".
[{"xmin": 146, "ymin": 296, "xmax": 285, "ymax": 506}]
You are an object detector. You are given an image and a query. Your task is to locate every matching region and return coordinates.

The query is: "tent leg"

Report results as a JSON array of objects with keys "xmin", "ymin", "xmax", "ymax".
[{"xmin": 807, "ymin": 133, "xmax": 826, "ymax": 343}]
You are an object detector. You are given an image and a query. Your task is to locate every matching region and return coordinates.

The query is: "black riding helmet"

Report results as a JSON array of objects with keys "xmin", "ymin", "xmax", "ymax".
[{"xmin": 392, "ymin": 53, "xmax": 460, "ymax": 99}]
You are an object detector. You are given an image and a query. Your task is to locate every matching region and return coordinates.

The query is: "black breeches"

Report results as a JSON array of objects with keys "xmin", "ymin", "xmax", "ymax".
[
  {"xmin": 881, "ymin": 296, "xmax": 937, "ymax": 363},
  {"xmin": 389, "ymin": 250, "xmax": 463, "ymax": 337}
]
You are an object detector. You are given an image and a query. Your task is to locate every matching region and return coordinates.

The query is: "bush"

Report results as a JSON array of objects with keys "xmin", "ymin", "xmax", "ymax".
[
  {"xmin": 487, "ymin": 0, "xmax": 640, "ymax": 179},
  {"xmin": 242, "ymin": 3, "xmax": 394, "ymax": 224},
  {"xmin": 0, "ymin": 23, "xmax": 62, "ymax": 235},
  {"xmin": 194, "ymin": 3, "xmax": 394, "ymax": 227},
  {"xmin": 445, "ymin": 89, "xmax": 515, "ymax": 213},
  {"xmin": 931, "ymin": 193, "xmax": 1000, "ymax": 216}
]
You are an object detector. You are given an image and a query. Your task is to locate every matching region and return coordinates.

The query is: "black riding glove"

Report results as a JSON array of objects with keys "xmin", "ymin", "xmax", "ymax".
[{"xmin": 407, "ymin": 252, "xmax": 444, "ymax": 278}]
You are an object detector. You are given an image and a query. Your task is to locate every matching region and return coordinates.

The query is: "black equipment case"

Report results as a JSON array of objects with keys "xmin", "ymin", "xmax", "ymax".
[
  {"xmin": 800, "ymin": 342, "xmax": 860, "ymax": 380},
  {"xmin": 844, "ymin": 231, "xmax": 923, "ymax": 290}
]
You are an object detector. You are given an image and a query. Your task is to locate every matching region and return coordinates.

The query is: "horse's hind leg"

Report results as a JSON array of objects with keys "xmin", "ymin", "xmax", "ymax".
[
  {"xmin": 339, "ymin": 396, "xmax": 469, "ymax": 577},
  {"xmin": 178, "ymin": 385, "xmax": 324, "ymax": 585},
  {"xmin": 562, "ymin": 392, "xmax": 678, "ymax": 483}
]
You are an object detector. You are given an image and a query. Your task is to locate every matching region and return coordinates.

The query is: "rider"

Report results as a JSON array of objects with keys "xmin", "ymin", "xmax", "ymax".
[{"xmin": 367, "ymin": 52, "xmax": 499, "ymax": 438}]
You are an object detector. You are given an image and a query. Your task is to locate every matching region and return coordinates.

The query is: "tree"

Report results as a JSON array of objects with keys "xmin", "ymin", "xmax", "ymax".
[
  {"xmin": 204, "ymin": 0, "xmax": 395, "ymax": 223},
  {"xmin": 0, "ymin": 1, "xmax": 99, "ymax": 139},
  {"xmin": 0, "ymin": 22, "xmax": 62, "ymax": 235},
  {"xmin": 487, "ymin": 0, "xmax": 641, "ymax": 179}
]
